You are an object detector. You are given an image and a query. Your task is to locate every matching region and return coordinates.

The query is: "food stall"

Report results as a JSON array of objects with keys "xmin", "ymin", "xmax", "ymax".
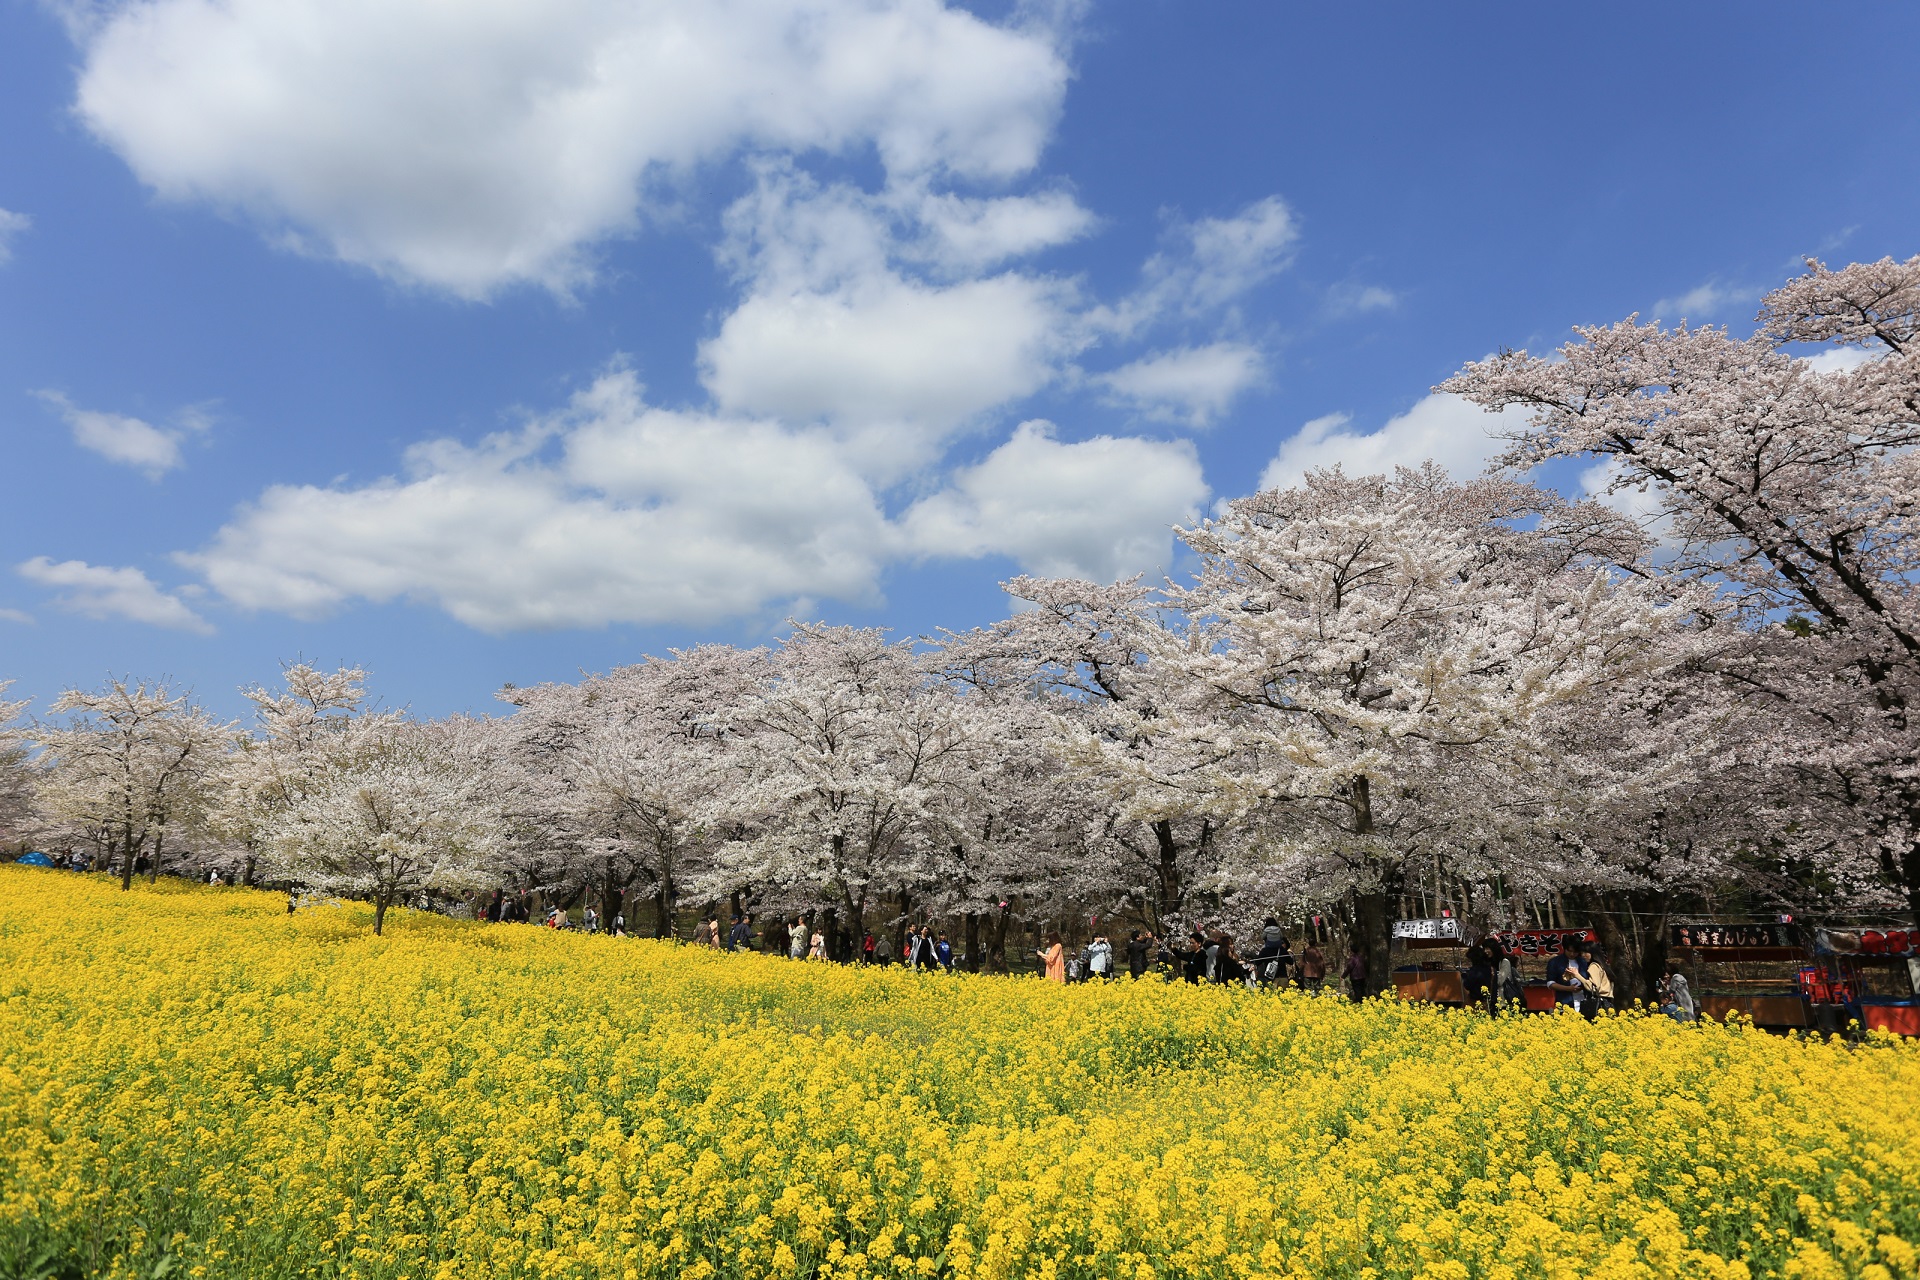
[
  {"xmin": 1669, "ymin": 922, "xmax": 1812, "ymax": 1030},
  {"xmin": 1389, "ymin": 920, "xmax": 1598, "ymax": 1011},
  {"xmin": 1810, "ymin": 926, "xmax": 1920, "ymax": 1036},
  {"xmin": 1389, "ymin": 917, "xmax": 1467, "ymax": 1004},
  {"xmin": 1491, "ymin": 927, "xmax": 1600, "ymax": 1012}
]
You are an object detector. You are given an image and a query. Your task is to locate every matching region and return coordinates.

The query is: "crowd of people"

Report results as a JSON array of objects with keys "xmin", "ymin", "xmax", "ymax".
[{"xmin": 32, "ymin": 856, "xmax": 1702, "ymax": 1019}]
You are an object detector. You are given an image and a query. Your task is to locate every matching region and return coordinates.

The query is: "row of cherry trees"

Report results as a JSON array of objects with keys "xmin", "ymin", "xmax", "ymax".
[{"xmin": 2, "ymin": 255, "xmax": 1914, "ymax": 1000}]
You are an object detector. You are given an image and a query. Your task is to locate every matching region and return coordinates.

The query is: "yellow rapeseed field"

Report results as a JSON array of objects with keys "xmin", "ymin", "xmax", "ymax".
[{"xmin": 1, "ymin": 869, "xmax": 1916, "ymax": 1280}]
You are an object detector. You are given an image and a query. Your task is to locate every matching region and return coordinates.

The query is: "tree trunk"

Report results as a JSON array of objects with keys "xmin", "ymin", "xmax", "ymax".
[
  {"xmin": 1152, "ymin": 819, "xmax": 1182, "ymax": 931},
  {"xmin": 987, "ymin": 903, "xmax": 1011, "ymax": 974},
  {"xmin": 373, "ymin": 896, "xmax": 390, "ymax": 935},
  {"xmin": 1573, "ymin": 886, "xmax": 1670, "ymax": 1009},
  {"xmin": 964, "ymin": 912, "xmax": 983, "ymax": 973},
  {"xmin": 1349, "ymin": 774, "xmax": 1394, "ymax": 997},
  {"xmin": 1355, "ymin": 888, "xmax": 1392, "ymax": 999},
  {"xmin": 242, "ymin": 852, "xmax": 258, "ymax": 888},
  {"xmin": 119, "ymin": 838, "xmax": 135, "ymax": 892},
  {"xmin": 654, "ymin": 881, "xmax": 675, "ymax": 939}
]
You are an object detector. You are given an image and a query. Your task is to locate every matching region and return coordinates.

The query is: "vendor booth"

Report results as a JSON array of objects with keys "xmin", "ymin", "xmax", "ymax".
[
  {"xmin": 1810, "ymin": 927, "xmax": 1920, "ymax": 1036},
  {"xmin": 1389, "ymin": 919, "xmax": 1597, "ymax": 1011},
  {"xmin": 1670, "ymin": 922, "xmax": 1812, "ymax": 1030}
]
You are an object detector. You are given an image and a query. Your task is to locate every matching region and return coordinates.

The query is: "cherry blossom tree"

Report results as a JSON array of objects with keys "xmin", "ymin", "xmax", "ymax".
[
  {"xmin": 985, "ymin": 575, "xmax": 1234, "ymax": 936},
  {"xmin": 498, "ymin": 645, "xmax": 763, "ymax": 936},
  {"xmin": 210, "ymin": 664, "xmax": 395, "ymax": 886},
  {"xmin": 262, "ymin": 716, "xmax": 503, "ymax": 934},
  {"xmin": 1133, "ymin": 465, "xmax": 1716, "ymax": 992},
  {"xmin": 715, "ymin": 625, "xmax": 977, "ymax": 959},
  {"xmin": 33, "ymin": 678, "xmax": 235, "ymax": 888},
  {"xmin": 1442, "ymin": 254, "xmax": 1920, "ymax": 923},
  {"xmin": 0, "ymin": 682, "xmax": 34, "ymax": 850}
]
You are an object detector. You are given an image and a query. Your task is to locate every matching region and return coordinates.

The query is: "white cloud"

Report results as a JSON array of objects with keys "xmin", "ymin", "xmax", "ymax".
[
  {"xmin": 909, "ymin": 188, "xmax": 1095, "ymax": 273},
  {"xmin": 0, "ymin": 209, "xmax": 30, "ymax": 264},
  {"xmin": 1800, "ymin": 346, "xmax": 1880, "ymax": 375},
  {"xmin": 17, "ymin": 557, "xmax": 213, "ymax": 633},
  {"xmin": 1137, "ymin": 195, "xmax": 1297, "ymax": 322},
  {"xmin": 0, "ymin": 608, "xmax": 33, "ymax": 625},
  {"xmin": 71, "ymin": 0, "xmax": 1072, "ymax": 297},
  {"xmin": 185, "ymin": 370, "xmax": 895, "ymax": 631},
  {"xmin": 902, "ymin": 420, "xmax": 1207, "ymax": 581},
  {"xmin": 1259, "ymin": 393, "xmax": 1533, "ymax": 493},
  {"xmin": 702, "ymin": 273, "xmax": 1076, "ymax": 452},
  {"xmin": 188, "ymin": 370, "xmax": 1213, "ymax": 627},
  {"xmin": 35, "ymin": 390, "xmax": 209, "ymax": 480},
  {"xmin": 1097, "ymin": 342, "xmax": 1265, "ymax": 427},
  {"xmin": 1651, "ymin": 280, "xmax": 1762, "ymax": 323},
  {"xmin": 698, "ymin": 167, "xmax": 1087, "ymax": 474},
  {"xmin": 1326, "ymin": 282, "xmax": 1398, "ymax": 317}
]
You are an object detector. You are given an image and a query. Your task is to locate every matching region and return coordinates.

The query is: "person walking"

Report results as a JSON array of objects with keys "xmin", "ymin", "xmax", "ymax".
[
  {"xmin": 1464, "ymin": 940, "xmax": 1493, "ymax": 1011},
  {"xmin": 935, "ymin": 932, "xmax": 954, "ymax": 971},
  {"xmin": 1037, "ymin": 932, "xmax": 1066, "ymax": 983},
  {"xmin": 1126, "ymin": 930, "xmax": 1151, "ymax": 980},
  {"xmin": 808, "ymin": 927, "xmax": 827, "ymax": 960},
  {"xmin": 1343, "ymin": 948, "xmax": 1367, "ymax": 1001},
  {"xmin": 790, "ymin": 917, "xmax": 809, "ymax": 960},
  {"xmin": 1298, "ymin": 940, "xmax": 1327, "ymax": 994},
  {"xmin": 728, "ymin": 915, "xmax": 753, "ymax": 951}
]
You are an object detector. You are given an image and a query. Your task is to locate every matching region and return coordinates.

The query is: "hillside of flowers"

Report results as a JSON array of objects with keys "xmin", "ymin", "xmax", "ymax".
[{"xmin": 1, "ymin": 869, "xmax": 1917, "ymax": 1280}]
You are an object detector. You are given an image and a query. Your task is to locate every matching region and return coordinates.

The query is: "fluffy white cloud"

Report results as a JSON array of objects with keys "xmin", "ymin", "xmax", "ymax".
[
  {"xmin": 902, "ymin": 420, "xmax": 1207, "ymax": 581},
  {"xmin": 1259, "ymin": 393, "xmax": 1532, "ymax": 492},
  {"xmin": 703, "ymin": 274, "xmax": 1076, "ymax": 445},
  {"xmin": 1650, "ymin": 280, "xmax": 1762, "ymax": 323},
  {"xmin": 0, "ymin": 209, "xmax": 29, "ymax": 264},
  {"xmin": 910, "ymin": 188, "xmax": 1095, "ymax": 273},
  {"xmin": 36, "ymin": 391, "xmax": 207, "ymax": 480},
  {"xmin": 697, "ymin": 167, "xmax": 1087, "ymax": 474},
  {"xmin": 17, "ymin": 557, "xmax": 213, "ymax": 633},
  {"xmin": 0, "ymin": 608, "xmax": 33, "ymax": 626},
  {"xmin": 1097, "ymin": 342, "xmax": 1264, "ymax": 427},
  {"xmin": 186, "ymin": 371, "xmax": 895, "ymax": 631},
  {"xmin": 72, "ymin": 0, "xmax": 1071, "ymax": 296}
]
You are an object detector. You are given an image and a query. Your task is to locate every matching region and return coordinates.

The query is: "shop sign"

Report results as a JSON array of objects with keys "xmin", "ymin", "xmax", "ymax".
[
  {"xmin": 1670, "ymin": 923, "xmax": 1802, "ymax": 950},
  {"xmin": 1492, "ymin": 928, "xmax": 1596, "ymax": 956},
  {"xmin": 1392, "ymin": 918, "xmax": 1462, "ymax": 940}
]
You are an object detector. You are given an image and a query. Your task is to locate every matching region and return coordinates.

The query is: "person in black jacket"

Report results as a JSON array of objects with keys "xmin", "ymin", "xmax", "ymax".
[
  {"xmin": 1125, "ymin": 929, "xmax": 1152, "ymax": 979},
  {"xmin": 1182, "ymin": 930, "xmax": 1208, "ymax": 983},
  {"xmin": 1252, "ymin": 919, "xmax": 1292, "ymax": 989}
]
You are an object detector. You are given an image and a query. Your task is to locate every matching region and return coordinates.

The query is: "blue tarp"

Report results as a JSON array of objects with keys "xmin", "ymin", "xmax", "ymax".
[{"xmin": 14, "ymin": 852, "xmax": 54, "ymax": 867}]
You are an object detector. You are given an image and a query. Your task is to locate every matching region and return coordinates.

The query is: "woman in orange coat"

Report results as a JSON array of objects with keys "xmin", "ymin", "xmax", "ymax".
[{"xmin": 1037, "ymin": 931, "xmax": 1066, "ymax": 983}]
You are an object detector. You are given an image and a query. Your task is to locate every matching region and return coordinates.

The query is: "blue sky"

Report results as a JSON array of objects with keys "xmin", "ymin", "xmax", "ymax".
[{"xmin": 1, "ymin": 0, "xmax": 1915, "ymax": 720}]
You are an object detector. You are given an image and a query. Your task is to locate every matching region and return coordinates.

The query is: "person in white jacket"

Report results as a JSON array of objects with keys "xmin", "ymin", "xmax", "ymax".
[{"xmin": 1086, "ymin": 936, "xmax": 1114, "ymax": 981}]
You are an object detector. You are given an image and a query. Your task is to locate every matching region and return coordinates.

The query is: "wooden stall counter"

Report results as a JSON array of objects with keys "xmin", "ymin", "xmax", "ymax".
[
  {"xmin": 1700, "ymin": 995, "xmax": 1810, "ymax": 1028},
  {"xmin": 1391, "ymin": 970, "xmax": 1466, "ymax": 1005}
]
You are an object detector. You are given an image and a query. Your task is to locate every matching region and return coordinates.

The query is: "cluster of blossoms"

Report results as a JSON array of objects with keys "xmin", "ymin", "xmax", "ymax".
[{"xmin": 2, "ymin": 868, "xmax": 1918, "ymax": 1279}]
